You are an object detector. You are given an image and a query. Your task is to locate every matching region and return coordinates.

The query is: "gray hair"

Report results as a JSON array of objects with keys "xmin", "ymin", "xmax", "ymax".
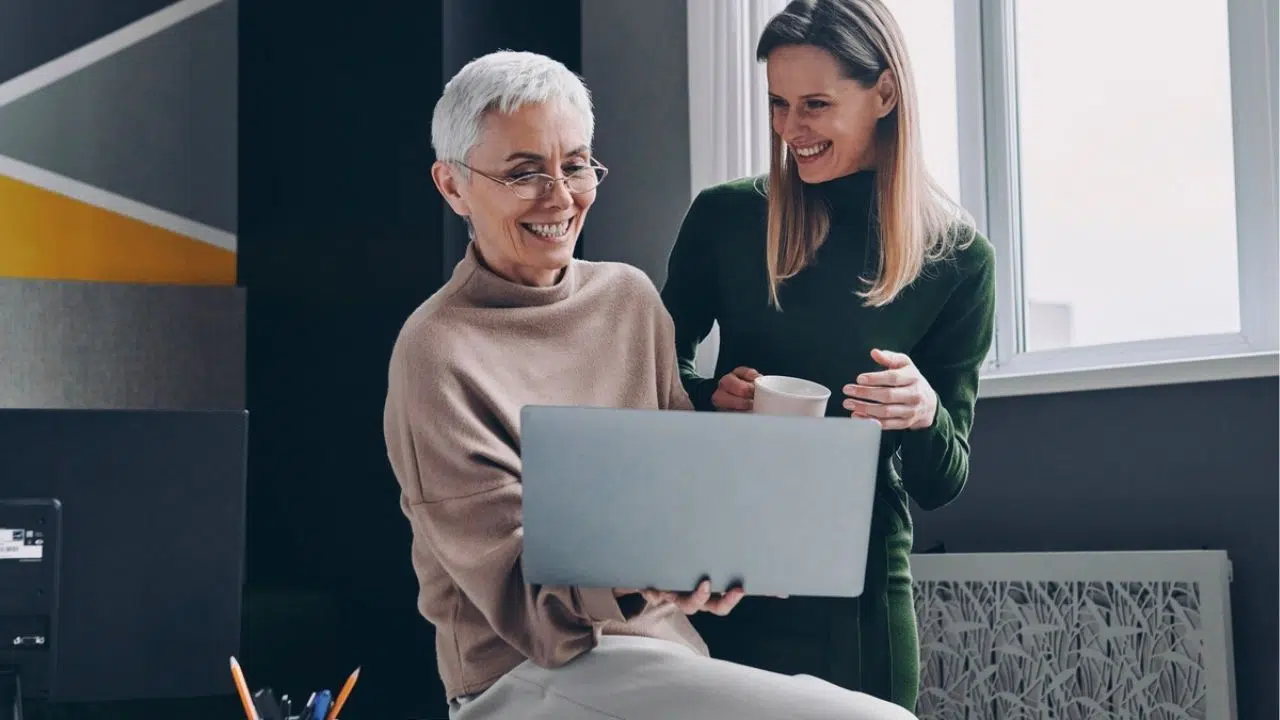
[{"xmin": 431, "ymin": 50, "xmax": 594, "ymax": 168}]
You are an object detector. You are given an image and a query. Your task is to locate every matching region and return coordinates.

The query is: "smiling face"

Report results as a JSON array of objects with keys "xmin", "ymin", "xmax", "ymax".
[
  {"xmin": 766, "ymin": 44, "xmax": 897, "ymax": 184},
  {"xmin": 432, "ymin": 101, "xmax": 595, "ymax": 287}
]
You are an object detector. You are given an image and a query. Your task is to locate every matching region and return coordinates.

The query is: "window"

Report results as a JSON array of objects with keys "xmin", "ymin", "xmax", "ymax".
[
  {"xmin": 686, "ymin": 0, "xmax": 788, "ymax": 195},
  {"xmin": 880, "ymin": 0, "xmax": 962, "ymax": 202},
  {"xmin": 1013, "ymin": 0, "xmax": 1240, "ymax": 352},
  {"xmin": 686, "ymin": 0, "xmax": 1279, "ymax": 396},
  {"xmin": 975, "ymin": 0, "xmax": 1278, "ymax": 395}
]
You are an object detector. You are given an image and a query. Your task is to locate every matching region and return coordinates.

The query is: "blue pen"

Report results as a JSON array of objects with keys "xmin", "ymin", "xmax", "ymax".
[{"xmin": 312, "ymin": 689, "xmax": 332, "ymax": 720}]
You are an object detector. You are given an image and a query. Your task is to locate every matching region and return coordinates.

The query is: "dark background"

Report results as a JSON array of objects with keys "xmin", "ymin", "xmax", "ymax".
[{"xmin": 236, "ymin": 1, "xmax": 585, "ymax": 717}]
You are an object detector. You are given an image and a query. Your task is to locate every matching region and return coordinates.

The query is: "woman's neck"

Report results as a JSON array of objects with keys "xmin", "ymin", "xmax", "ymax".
[
  {"xmin": 811, "ymin": 168, "xmax": 876, "ymax": 205},
  {"xmin": 458, "ymin": 241, "xmax": 577, "ymax": 309},
  {"xmin": 473, "ymin": 243, "xmax": 564, "ymax": 288}
]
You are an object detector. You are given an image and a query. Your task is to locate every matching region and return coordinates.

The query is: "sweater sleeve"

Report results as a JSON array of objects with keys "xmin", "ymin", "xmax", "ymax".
[
  {"xmin": 654, "ymin": 288, "xmax": 695, "ymax": 412},
  {"xmin": 384, "ymin": 341, "xmax": 636, "ymax": 669},
  {"xmin": 661, "ymin": 190, "xmax": 720, "ymax": 411},
  {"xmin": 898, "ymin": 239, "xmax": 996, "ymax": 511}
]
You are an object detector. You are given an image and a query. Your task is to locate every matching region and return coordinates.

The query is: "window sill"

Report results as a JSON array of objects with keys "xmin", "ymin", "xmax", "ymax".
[{"xmin": 978, "ymin": 351, "xmax": 1280, "ymax": 399}]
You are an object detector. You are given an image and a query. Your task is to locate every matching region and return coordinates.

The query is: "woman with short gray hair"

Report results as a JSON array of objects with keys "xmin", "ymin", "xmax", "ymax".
[{"xmin": 384, "ymin": 49, "xmax": 915, "ymax": 720}]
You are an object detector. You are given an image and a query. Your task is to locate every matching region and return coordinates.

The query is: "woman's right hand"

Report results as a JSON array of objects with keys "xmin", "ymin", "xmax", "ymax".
[{"xmin": 711, "ymin": 367, "xmax": 760, "ymax": 411}]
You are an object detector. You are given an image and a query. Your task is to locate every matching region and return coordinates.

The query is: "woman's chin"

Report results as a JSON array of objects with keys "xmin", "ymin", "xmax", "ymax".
[
  {"xmin": 521, "ymin": 233, "xmax": 578, "ymax": 264},
  {"xmin": 796, "ymin": 168, "xmax": 831, "ymax": 184},
  {"xmin": 794, "ymin": 160, "xmax": 837, "ymax": 184},
  {"xmin": 524, "ymin": 232, "xmax": 575, "ymax": 249},
  {"xmin": 797, "ymin": 164, "xmax": 866, "ymax": 185}
]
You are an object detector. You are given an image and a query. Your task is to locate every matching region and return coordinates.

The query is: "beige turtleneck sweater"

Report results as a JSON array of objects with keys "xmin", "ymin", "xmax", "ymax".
[{"xmin": 383, "ymin": 243, "xmax": 708, "ymax": 700}]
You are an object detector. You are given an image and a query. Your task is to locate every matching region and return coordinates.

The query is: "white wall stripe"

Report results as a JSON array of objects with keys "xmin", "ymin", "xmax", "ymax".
[
  {"xmin": 0, "ymin": 154, "xmax": 237, "ymax": 253},
  {"xmin": 0, "ymin": 0, "xmax": 226, "ymax": 109}
]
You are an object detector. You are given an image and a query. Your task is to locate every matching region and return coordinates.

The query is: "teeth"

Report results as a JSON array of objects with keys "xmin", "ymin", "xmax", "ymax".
[
  {"xmin": 525, "ymin": 220, "xmax": 572, "ymax": 237},
  {"xmin": 792, "ymin": 142, "xmax": 831, "ymax": 158}
]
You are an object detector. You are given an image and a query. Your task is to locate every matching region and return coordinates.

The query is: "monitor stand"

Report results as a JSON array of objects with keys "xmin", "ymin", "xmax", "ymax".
[{"xmin": 0, "ymin": 666, "xmax": 21, "ymax": 720}]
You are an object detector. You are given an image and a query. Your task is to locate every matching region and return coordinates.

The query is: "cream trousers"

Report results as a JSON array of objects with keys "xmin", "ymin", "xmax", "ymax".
[{"xmin": 448, "ymin": 635, "xmax": 916, "ymax": 720}]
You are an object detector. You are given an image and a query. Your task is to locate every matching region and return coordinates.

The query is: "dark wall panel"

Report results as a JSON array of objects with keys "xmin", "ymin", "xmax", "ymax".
[
  {"xmin": 237, "ymin": 4, "xmax": 441, "ymax": 298},
  {"xmin": 239, "ymin": 2, "xmax": 583, "ymax": 717},
  {"xmin": 0, "ymin": 409, "xmax": 247, "ymax": 704}
]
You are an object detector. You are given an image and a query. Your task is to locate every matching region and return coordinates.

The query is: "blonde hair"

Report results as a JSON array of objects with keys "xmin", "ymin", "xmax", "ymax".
[{"xmin": 757, "ymin": 0, "xmax": 974, "ymax": 308}]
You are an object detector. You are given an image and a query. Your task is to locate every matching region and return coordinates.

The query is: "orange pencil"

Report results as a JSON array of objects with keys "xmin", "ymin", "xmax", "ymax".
[
  {"xmin": 326, "ymin": 666, "xmax": 361, "ymax": 720},
  {"xmin": 229, "ymin": 656, "xmax": 258, "ymax": 720}
]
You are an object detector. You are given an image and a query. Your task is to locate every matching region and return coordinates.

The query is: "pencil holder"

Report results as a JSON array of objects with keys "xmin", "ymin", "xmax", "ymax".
[{"xmin": 229, "ymin": 656, "xmax": 360, "ymax": 720}]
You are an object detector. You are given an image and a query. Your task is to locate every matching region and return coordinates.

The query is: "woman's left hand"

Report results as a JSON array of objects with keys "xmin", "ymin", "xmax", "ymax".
[
  {"xmin": 642, "ymin": 580, "xmax": 746, "ymax": 617},
  {"xmin": 842, "ymin": 349, "xmax": 938, "ymax": 431}
]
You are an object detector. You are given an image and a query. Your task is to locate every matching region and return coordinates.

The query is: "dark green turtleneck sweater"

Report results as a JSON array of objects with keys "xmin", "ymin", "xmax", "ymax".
[{"xmin": 660, "ymin": 171, "xmax": 995, "ymax": 710}]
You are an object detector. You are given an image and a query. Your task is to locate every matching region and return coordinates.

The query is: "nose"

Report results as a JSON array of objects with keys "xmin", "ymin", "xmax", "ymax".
[
  {"xmin": 782, "ymin": 111, "xmax": 806, "ymax": 143},
  {"xmin": 773, "ymin": 108, "xmax": 804, "ymax": 144},
  {"xmin": 543, "ymin": 175, "xmax": 574, "ymax": 209}
]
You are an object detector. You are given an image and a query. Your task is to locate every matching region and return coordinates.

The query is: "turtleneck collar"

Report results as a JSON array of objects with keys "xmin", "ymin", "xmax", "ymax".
[
  {"xmin": 810, "ymin": 169, "xmax": 876, "ymax": 226},
  {"xmin": 454, "ymin": 241, "xmax": 578, "ymax": 309}
]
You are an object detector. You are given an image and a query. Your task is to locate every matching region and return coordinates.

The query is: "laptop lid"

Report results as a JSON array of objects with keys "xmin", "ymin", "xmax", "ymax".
[{"xmin": 520, "ymin": 406, "xmax": 881, "ymax": 599}]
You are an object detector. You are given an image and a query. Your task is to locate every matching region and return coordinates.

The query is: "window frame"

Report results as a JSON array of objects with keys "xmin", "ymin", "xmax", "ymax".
[{"xmin": 955, "ymin": 0, "xmax": 1279, "ymax": 398}]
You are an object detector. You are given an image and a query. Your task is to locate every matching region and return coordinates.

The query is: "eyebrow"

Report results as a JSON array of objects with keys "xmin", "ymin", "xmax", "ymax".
[
  {"xmin": 768, "ymin": 92, "xmax": 832, "ymax": 100},
  {"xmin": 503, "ymin": 146, "xmax": 591, "ymax": 162}
]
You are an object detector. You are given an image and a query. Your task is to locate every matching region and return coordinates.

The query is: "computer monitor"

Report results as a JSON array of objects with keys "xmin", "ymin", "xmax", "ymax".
[
  {"xmin": 0, "ymin": 409, "xmax": 246, "ymax": 718},
  {"xmin": 0, "ymin": 498, "xmax": 60, "ymax": 720}
]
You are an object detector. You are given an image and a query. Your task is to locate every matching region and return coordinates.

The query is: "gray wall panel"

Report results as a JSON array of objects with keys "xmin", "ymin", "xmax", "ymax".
[
  {"xmin": 0, "ymin": 279, "xmax": 244, "ymax": 409},
  {"xmin": 0, "ymin": 0, "xmax": 238, "ymax": 233},
  {"xmin": 580, "ymin": 0, "xmax": 691, "ymax": 285}
]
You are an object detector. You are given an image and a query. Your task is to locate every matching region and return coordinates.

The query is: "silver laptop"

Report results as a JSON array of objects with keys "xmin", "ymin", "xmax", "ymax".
[{"xmin": 520, "ymin": 405, "xmax": 882, "ymax": 599}]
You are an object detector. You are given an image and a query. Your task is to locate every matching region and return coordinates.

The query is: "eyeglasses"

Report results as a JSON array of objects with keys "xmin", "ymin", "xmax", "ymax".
[{"xmin": 454, "ymin": 159, "xmax": 609, "ymax": 200}]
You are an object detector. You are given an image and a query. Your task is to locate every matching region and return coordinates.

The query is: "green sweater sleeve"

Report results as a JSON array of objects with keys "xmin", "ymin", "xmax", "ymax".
[
  {"xmin": 661, "ymin": 190, "xmax": 720, "ymax": 411},
  {"xmin": 897, "ymin": 237, "xmax": 996, "ymax": 511}
]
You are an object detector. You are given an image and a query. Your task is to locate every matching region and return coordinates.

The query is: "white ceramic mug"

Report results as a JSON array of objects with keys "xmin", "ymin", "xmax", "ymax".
[{"xmin": 751, "ymin": 375, "xmax": 831, "ymax": 417}]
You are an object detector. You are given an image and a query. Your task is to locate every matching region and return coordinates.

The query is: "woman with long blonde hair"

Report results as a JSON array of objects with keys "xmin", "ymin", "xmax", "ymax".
[{"xmin": 662, "ymin": 0, "xmax": 996, "ymax": 711}]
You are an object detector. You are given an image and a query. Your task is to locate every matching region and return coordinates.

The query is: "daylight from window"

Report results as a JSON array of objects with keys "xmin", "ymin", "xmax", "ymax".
[{"xmin": 883, "ymin": 0, "xmax": 1241, "ymax": 353}]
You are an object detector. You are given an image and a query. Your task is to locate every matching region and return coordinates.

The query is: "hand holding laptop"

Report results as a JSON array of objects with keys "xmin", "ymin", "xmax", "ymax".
[
  {"xmin": 618, "ymin": 580, "xmax": 786, "ymax": 616},
  {"xmin": 643, "ymin": 580, "xmax": 746, "ymax": 616}
]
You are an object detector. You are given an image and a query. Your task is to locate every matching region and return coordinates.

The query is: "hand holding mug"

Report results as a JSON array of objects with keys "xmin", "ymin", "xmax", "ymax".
[
  {"xmin": 842, "ymin": 349, "xmax": 938, "ymax": 430},
  {"xmin": 711, "ymin": 367, "xmax": 760, "ymax": 412}
]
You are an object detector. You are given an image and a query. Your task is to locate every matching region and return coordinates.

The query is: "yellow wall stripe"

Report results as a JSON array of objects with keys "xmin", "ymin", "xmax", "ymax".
[{"xmin": 0, "ymin": 172, "xmax": 236, "ymax": 285}]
